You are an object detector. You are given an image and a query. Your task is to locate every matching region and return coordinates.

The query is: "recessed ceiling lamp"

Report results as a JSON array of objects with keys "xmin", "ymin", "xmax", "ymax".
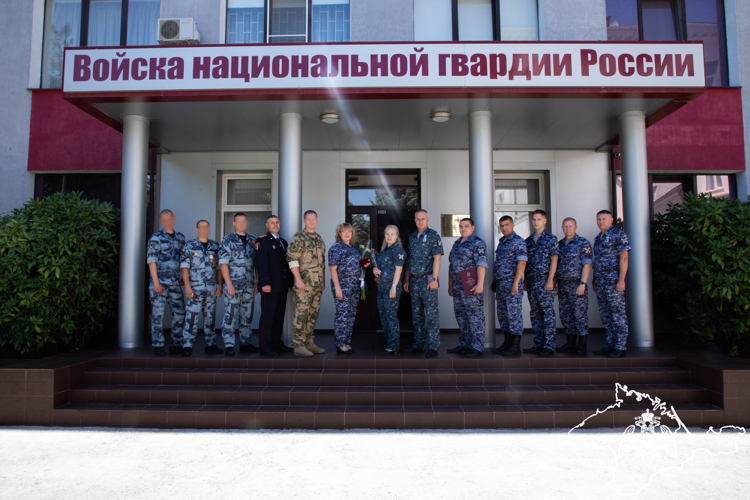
[
  {"xmin": 430, "ymin": 111, "xmax": 452, "ymax": 123},
  {"xmin": 320, "ymin": 113, "xmax": 340, "ymax": 124}
]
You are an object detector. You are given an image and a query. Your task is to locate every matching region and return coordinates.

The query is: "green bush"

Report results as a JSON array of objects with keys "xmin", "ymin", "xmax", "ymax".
[
  {"xmin": 652, "ymin": 194, "xmax": 750, "ymax": 356},
  {"xmin": 0, "ymin": 193, "xmax": 119, "ymax": 354}
]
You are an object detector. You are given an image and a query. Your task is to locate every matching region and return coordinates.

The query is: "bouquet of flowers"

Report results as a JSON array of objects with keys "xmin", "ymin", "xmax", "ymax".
[{"xmin": 358, "ymin": 240, "xmax": 373, "ymax": 300}]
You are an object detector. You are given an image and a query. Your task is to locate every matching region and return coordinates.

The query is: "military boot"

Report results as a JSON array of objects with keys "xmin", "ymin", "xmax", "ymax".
[
  {"xmin": 294, "ymin": 344, "xmax": 314, "ymax": 357},
  {"xmin": 501, "ymin": 335, "xmax": 522, "ymax": 356},
  {"xmin": 557, "ymin": 334, "xmax": 577, "ymax": 353},
  {"xmin": 492, "ymin": 333, "xmax": 513, "ymax": 355},
  {"xmin": 575, "ymin": 335, "xmax": 588, "ymax": 355},
  {"xmin": 305, "ymin": 341, "xmax": 326, "ymax": 354}
]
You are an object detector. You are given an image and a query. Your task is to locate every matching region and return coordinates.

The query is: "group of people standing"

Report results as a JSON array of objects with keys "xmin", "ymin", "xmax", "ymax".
[{"xmin": 146, "ymin": 206, "xmax": 631, "ymax": 359}]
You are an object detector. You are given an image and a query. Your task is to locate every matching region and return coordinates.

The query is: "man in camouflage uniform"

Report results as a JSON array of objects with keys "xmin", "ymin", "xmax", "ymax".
[
  {"xmin": 592, "ymin": 210, "xmax": 631, "ymax": 358},
  {"xmin": 447, "ymin": 218, "xmax": 489, "ymax": 358},
  {"xmin": 403, "ymin": 209, "xmax": 444, "ymax": 358},
  {"xmin": 555, "ymin": 217, "xmax": 592, "ymax": 355},
  {"xmin": 180, "ymin": 220, "xmax": 224, "ymax": 357},
  {"xmin": 523, "ymin": 210, "xmax": 559, "ymax": 355},
  {"xmin": 219, "ymin": 213, "xmax": 258, "ymax": 357},
  {"xmin": 491, "ymin": 215, "xmax": 527, "ymax": 357},
  {"xmin": 287, "ymin": 210, "xmax": 327, "ymax": 357},
  {"xmin": 147, "ymin": 209, "xmax": 186, "ymax": 356}
]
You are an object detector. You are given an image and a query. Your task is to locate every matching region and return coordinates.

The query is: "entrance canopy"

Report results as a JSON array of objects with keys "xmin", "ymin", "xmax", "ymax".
[{"xmin": 61, "ymin": 41, "xmax": 706, "ymax": 152}]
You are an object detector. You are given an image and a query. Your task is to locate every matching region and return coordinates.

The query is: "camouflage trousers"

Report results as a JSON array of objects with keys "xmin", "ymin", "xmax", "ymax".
[
  {"xmin": 333, "ymin": 286, "xmax": 359, "ymax": 347},
  {"xmin": 558, "ymin": 279, "xmax": 589, "ymax": 337},
  {"xmin": 527, "ymin": 281, "xmax": 556, "ymax": 349},
  {"xmin": 292, "ymin": 286, "xmax": 323, "ymax": 347},
  {"xmin": 495, "ymin": 278, "xmax": 524, "ymax": 336},
  {"xmin": 149, "ymin": 282, "xmax": 185, "ymax": 347},
  {"xmin": 183, "ymin": 288, "xmax": 218, "ymax": 348},
  {"xmin": 221, "ymin": 282, "xmax": 255, "ymax": 347},
  {"xmin": 409, "ymin": 275, "xmax": 441, "ymax": 350},
  {"xmin": 452, "ymin": 281, "xmax": 485, "ymax": 352},
  {"xmin": 595, "ymin": 278, "xmax": 628, "ymax": 351},
  {"xmin": 377, "ymin": 284, "xmax": 402, "ymax": 351}
]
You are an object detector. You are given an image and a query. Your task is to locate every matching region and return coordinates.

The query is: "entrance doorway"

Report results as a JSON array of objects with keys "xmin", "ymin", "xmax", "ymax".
[{"xmin": 345, "ymin": 169, "xmax": 421, "ymax": 332}]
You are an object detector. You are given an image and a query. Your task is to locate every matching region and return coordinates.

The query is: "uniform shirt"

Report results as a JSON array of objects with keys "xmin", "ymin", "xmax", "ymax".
[
  {"xmin": 555, "ymin": 234, "xmax": 593, "ymax": 281},
  {"xmin": 493, "ymin": 232, "xmax": 528, "ymax": 280},
  {"xmin": 593, "ymin": 226, "xmax": 631, "ymax": 281},
  {"xmin": 180, "ymin": 238, "xmax": 220, "ymax": 292},
  {"xmin": 328, "ymin": 242, "xmax": 361, "ymax": 290},
  {"xmin": 377, "ymin": 243, "xmax": 407, "ymax": 285},
  {"xmin": 146, "ymin": 229, "xmax": 186, "ymax": 286},
  {"xmin": 448, "ymin": 234, "xmax": 489, "ymax": 281},
  {"xmin": 287, "ymin": 230, "xmax": 326, "ymax": 287},
  {"xmin": 219, "ymin": 232, "xmax": 256, "ymax": 288},
  {"xmin": 524, "ymin": 230, "xmax": 559, "ymax": 283},
  {"xmin": 406, "ymin": 227, "xmax": 444, "ymax": 277}
]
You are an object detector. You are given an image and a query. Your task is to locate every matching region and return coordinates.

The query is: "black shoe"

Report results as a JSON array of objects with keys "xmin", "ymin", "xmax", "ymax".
[
  {"xmin": 225, "ymin": 347, "xmax": 235, "ymax": 357},
  {"xmin": 169, "ymin": 344, "xmax": 183, "ymax": 354},
  {"xmin": 182, "ymin": 347, "xmax": 193, "ymax": 357},
  {"xmin": 154, "ymin": 347, "xmax": 166, "ymax": 356},
  {"xmin": 523, "ymin": 345, "xmax": 542, "ymax": 353},
  {"xmin": 575, "ymin": 336, "xmax": 588, "ymax": 355},
  {"xmin": 425, "ymin": 349, "xmax": 438, "ymax": 358},
  {"xmin": 259, "ymin": 349, "xmax": 278, "ymax": 356},
  {"xmin": 447, "ymin": 346, "xmax": 469, "ymax": 354},
  {"xmin": 592, "ymin": 345, "xmax": 614, "ymax": 355},
  {"xmin": 274, "ymin": 344, "xmax": 294, "ymax": 353},
  {"xmin": 379, "ymin": 349, "xmax": 398, "ymax": 355},
  {"xmin": 537, "ymin": 347, "xmax": 554, "ymax": 356},
  {"xmin": 402, "ymin": 347, "xmax": 425, "ymax": 353},
  {"xmin": 607, "ymin": 349, "xmax": 625, "ymax": 358},
  {"xmin": 336, "ymin": 346, "xmax": 355, "ymax": 355},
  {"xmin": 501, "ymin": 335, "xmax": 522, "ymax": 356},
  {"xmin": 347, "ymin": 347, "xmax": 357, "ymax": 353},
  {"xmin": 557, "ymin": 334, "xmax": 577, "ymax": 353},
  {"xmin": 492, "ymin": 333, "xmax": 513, "ymax": 355},
  {"xmin": 464, "ymin": 348, "xmax": 483, "ymax": 357},
  {"xmin": 239, "ymin": 344, "xmax": 259, "ymax": 354},
  {"xmin": 204, "ymin": 344, "xmax": 224, "ymax": 355}
]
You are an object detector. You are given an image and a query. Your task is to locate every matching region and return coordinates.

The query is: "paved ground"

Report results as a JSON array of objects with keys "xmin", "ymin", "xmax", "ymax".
[{"xmin": 0, "ymin": 427, "xmax": 747, "ymax": 499}]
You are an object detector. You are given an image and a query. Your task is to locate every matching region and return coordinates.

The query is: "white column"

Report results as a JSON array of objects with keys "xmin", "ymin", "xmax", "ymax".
[
  {"xmin": 618, "ymin": 110, "xmax": 654, "ymax": 347},
  {"xmin": 468, "ymin": 110, "xmax": 496, "ymax": 348},
  {"xmin": 278, "ymin": 112, "xmax": 303, "ymax": 345},
  {"xmin": 118, "ymin": 115, "xmax": 150, "ymax": 348}
]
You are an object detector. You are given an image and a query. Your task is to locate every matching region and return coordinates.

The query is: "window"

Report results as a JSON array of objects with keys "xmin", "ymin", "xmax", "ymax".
[
  {"xmin": 414, "ymin": 0, "xmax": 538, "ymax": 41},
  {"xmin": 311, "ymin": 0, "xmax": 350, "ymax": 42},
  {"xmin": 605, "ymin": 0, "xmax": 727, "ymax": 86},
  {"xmin": 221, "ymin": 174, "xmax": 273, "ymax": 237},
  {"xmin": 346, "ymin": 172, "xmax": 419, "ymax": 207},
  {"xmin": 34, "ymin": 173, "xmax": 122, "ymax": 207},
  {"xmin": 227, "ymin": 0, "xmax": 266, "ymax": 44},
  {"xmin": 493, "ymin": 174, "xmax": 545, "ymax": 241},
  {"xmin": 268, "ymin": 0, "xmax": 308, "ymax": 43},
  {"xmin": 41, "ymin": 0, "xmax": 162, "ymax": 88}
]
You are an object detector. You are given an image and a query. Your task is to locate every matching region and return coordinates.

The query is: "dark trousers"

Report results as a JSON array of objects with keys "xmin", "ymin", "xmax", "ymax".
[{"xmin": 259, "ymin": 291, "xmax": 288, "ymax": 350}]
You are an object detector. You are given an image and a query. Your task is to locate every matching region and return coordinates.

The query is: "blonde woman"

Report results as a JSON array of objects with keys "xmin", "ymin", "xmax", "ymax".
[
  {"xmin": 373, "ymin": 225, "xmax": 408, "ymax": 354},
  {"xmin": 328, "ymin": 223, "xmax": 368, "ymax": 354}
]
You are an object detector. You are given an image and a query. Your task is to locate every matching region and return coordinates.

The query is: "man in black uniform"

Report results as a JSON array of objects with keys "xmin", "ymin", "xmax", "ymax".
[{"xmin": 255, "ymin": 215, "xmax": 294, "ymax": 356}]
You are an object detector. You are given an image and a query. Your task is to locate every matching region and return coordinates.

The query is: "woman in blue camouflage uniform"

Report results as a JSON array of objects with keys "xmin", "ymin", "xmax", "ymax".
[
  {"xmin": 373, "ymin": 225, "xmax": 407, "ymax": 354},
  {"xmin": 328, "ymin": 223, "xmax": 366, "ymax": 354}
]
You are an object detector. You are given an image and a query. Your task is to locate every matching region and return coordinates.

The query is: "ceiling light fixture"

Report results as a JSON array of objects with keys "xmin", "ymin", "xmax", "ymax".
[
  {"xmin": 430, "ymin": 111, "xmax": 452, "ymax": 123},
  {"xmin": 320, "ymin": 113, "xmax": 340, "ymax": 124}
]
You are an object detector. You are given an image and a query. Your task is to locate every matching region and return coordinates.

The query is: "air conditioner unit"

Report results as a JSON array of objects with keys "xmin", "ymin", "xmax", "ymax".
[{"xmin": 157, "ymin": 18, "xmax": 201, "ymax": 45}]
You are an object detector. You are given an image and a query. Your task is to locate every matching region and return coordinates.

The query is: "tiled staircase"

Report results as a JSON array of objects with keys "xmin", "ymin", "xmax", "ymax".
[{"xmin": 55, "ymin": 354, "xmax": 724, "ymax": 429}]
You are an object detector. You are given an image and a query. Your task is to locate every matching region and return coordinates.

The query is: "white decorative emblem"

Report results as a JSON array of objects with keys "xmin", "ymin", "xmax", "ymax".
[
  {"xmin": 634, "ymin": 409, "xmax": 660, "ymax": 433},
  {"xmin": 398, "ymin": 254, "xmax": 404, "ymax": 260}
]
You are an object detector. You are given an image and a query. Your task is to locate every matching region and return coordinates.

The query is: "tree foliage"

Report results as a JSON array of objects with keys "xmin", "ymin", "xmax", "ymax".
[
  {"xmin": 0, "ymin": 193, "xmax": 120, "ymax": 354},
  {"xmin": 651, "ymin": 194, "xmax": 750, "ymax": 356}
]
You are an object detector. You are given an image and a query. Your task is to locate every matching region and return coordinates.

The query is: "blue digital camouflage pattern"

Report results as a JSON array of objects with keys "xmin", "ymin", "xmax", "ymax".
[
  {"xmin": 329, "ymin": 242, "xmax": 362, "ymax": 347},
  {"xmin": 494, "ymin": 232, "xmax": 527, "ymax": 336},
  {"xmin": 525, "ymin": 231, "xmax": 558, "ymax": 349},
  {"xmin": 594, "ymin": 226, "xmax": 632, "ymax": 351},
  {"xmin": 407, "ymin": 227, "xmax": 444, "ymax": 350},
  {"xmin": 377, "ymin": 244, "xmax": 407, "ymax": 351},
  {"xmin": 180, "ymin": 238, "xmax": 221, "ymax": 348},
  {"xmin": 146, "ymin": 229, "xmax": 186, "ymax": 347},
  {"xmin": 219, "ymin": 232, "xmax": 256, "ymax": 288},
  {"xmin": 449, "ymin": 234, "xmax": 489, "ymax": 351},
  {"xmin": 556, "ymin": 235, "xmax": 593, "ymax": 337},
  {"xmin": 219, "ymin": 232, "xmax": 257, "ymax": 347}
]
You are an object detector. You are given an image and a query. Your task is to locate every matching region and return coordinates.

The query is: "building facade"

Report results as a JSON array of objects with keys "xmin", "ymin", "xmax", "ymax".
[{"xmin": 0, "ymin": 0, "xmax": 746, "ymax": 349}]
